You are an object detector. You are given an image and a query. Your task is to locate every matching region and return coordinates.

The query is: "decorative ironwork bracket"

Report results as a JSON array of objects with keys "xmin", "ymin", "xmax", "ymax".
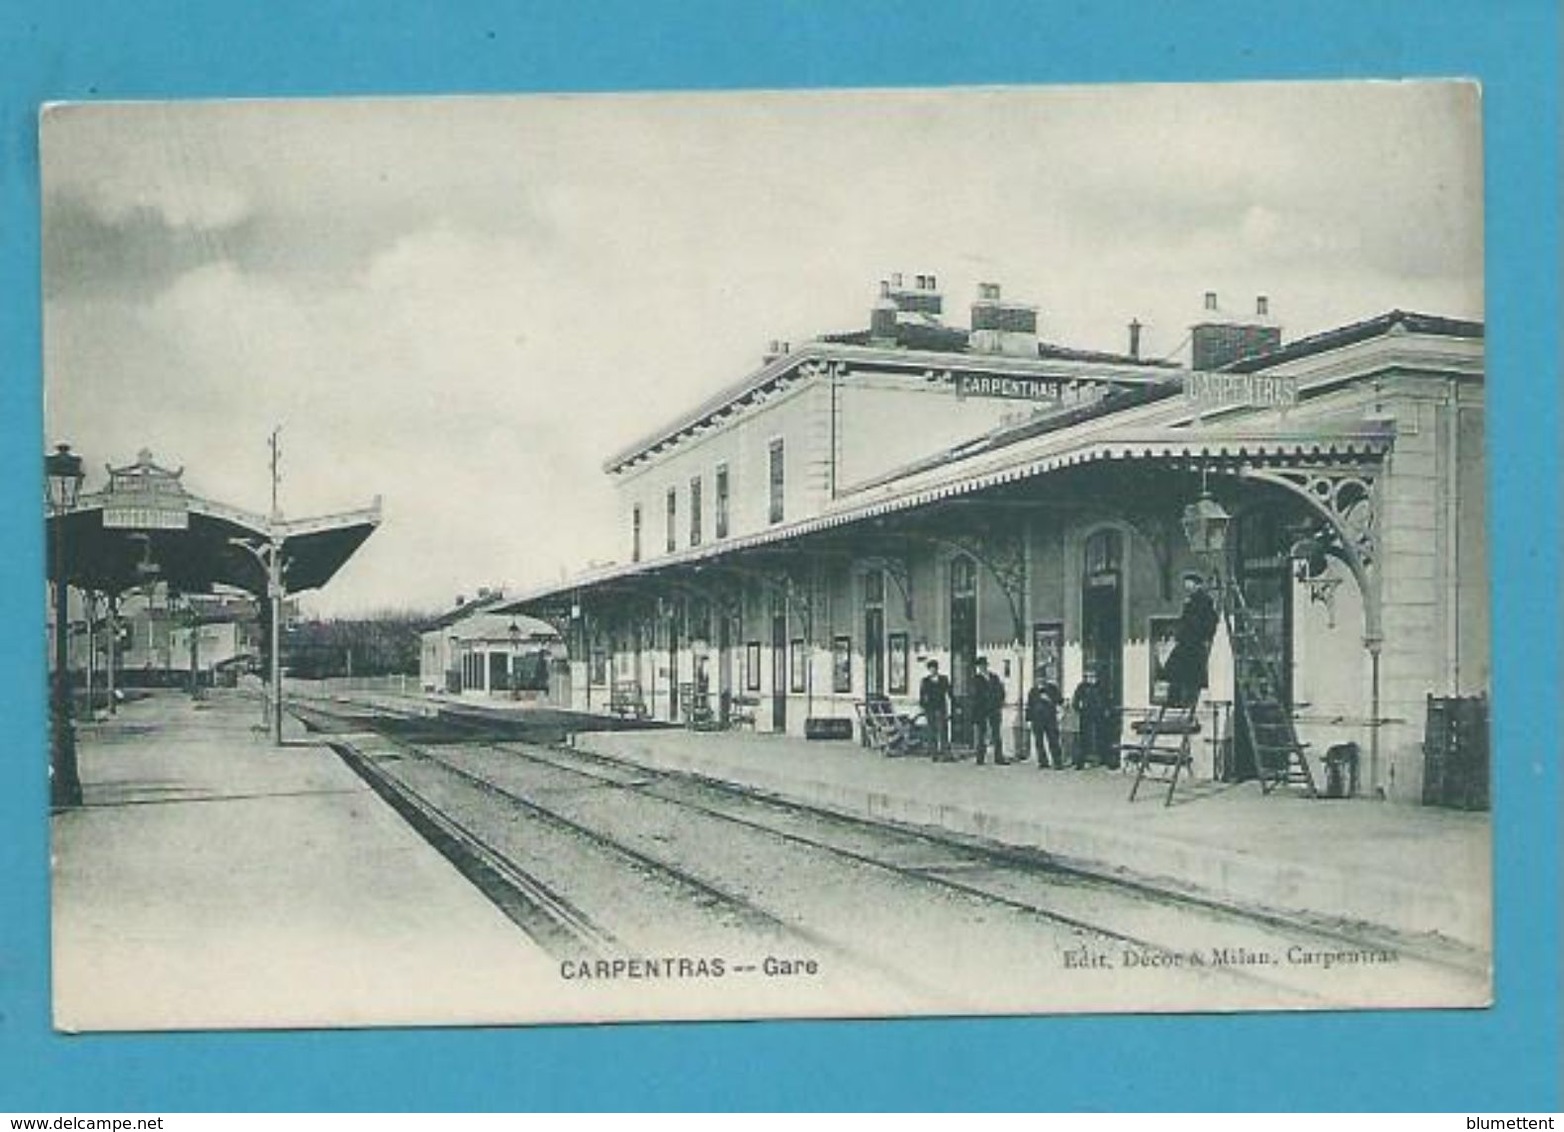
[
  {"xmin": 859, "ymin": 555, "xmax": 914, "ymax": 620},
  {"xmin": 1301, "ymin": 574, "xmax": 1344, "ymax": 628},
  {"xmin": 1122, "ymin": 511, "xmax": 1179, "ymax": 601},
  {"xmin": 1242, "ymin": 462, "xmax": 1385, "ymax": 644},
  {"xmin": 939, "ymin": 527, "xmax": 1027, "ymax": 640},
  {"xmin": 701, "ymin": 563, "xmax": 812, "ymax": 633}
]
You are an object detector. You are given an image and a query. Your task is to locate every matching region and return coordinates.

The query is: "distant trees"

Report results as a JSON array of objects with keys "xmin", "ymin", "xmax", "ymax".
[{"xmin": 283, "ymin": 609, "xmax": 433, "ymax": 678}]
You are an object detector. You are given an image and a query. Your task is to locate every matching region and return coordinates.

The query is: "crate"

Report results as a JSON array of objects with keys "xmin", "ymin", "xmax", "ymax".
[
  {"xmin": 1422, "ymin": 694, "xmax": 1489, "ymax": 811},
  {"xmin": 805, "ymin": 717, "xmax": 854, "ymax": 741}
]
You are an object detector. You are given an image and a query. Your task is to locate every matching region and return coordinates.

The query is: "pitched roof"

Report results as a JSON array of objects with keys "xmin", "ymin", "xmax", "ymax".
[
  {"xmin": 604, "ymin": 325, "xmax": 1177, "ymax": 473},
  {"xmin": 421, "ymin": 591, "xmax": 509, "ymax": 631},
  {"xmin": 507, "ymin": 420, "xmax": 1397, "ymax": 610},
  {"xmin": 436, "ymin": 610, "xmax": 561, "ymax": 643},
  {"xmin": 1221, "ymin": 309, "xmax": 1483, "ymax": 374}
]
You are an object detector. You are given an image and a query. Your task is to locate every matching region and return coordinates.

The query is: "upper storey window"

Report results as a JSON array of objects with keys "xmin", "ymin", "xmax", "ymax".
[
  {"xmin": 768, "ymin": 439, "xmax": 785, "ymax": 525},
  {"xmin": 665, "ymin": 488, "xmax": 677, "ymax": 553},
  {"xmin": 715, "ymin": 464, "xmax": 730, "ymax": 540},
  {"xmin": 689, "ymin": 476, "xmax": 703, "ymax": 547}
]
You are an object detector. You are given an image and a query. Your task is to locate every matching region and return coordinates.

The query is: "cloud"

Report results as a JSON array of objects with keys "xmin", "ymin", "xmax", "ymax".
[{"xmin": 42, "ymin": 85, "xmax": 1485, "ymax": 615}]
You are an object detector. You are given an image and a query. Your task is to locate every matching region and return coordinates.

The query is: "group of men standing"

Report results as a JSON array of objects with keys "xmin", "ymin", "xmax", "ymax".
[
  {"xmin": 916, "ymin": 656, "xmax": 1115, "ymax": 768},
  {"xmin": 912, "ymin": 574, "xmax": 1220, "ymax": 768}
]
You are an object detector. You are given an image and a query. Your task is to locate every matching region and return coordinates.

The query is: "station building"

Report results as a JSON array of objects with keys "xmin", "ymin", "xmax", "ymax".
[
  {"xmin": 503, "ymin": 277, "xmax": 1486, "ymax": 803},
  {"xmin": 48, "ymin": 583, "xmax": 263, "ymax": 689},
  {"xmin": 419, "ymin": 589, "xmax": 564, "ymax": 698}
]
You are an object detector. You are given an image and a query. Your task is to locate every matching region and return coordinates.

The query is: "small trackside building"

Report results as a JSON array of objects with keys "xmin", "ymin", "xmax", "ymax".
[
  {"xmin": 419, "ymin": 589, "xmax": 564, "ymax": 698},
  {"xmin": 505, "ymin": 277, "xmax": 1486, "ymax": 804}
]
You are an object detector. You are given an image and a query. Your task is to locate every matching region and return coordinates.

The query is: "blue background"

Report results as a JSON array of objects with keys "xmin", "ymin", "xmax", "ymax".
[{"xmin": 1, "ymin": 0, "xmax": 1557, "ymax": 1113}]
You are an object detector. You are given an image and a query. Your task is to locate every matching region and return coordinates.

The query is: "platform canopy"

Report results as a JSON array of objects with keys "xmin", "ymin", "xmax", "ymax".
[{"xmin": 46, "ymin": 450, "xmax": 381, "ymax": 599}]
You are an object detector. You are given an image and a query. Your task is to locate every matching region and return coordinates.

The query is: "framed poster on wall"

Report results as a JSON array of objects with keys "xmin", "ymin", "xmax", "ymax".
[
  {"xmin": 745, "ymin": 641, "xmax": 761, "ymax": 691},
  {"xmin": 888, "ymin": 632, "xmax": 910, "ymax": 694},
  {"xmin": 832, "ymin": 636, "xmax": 852, "ymax": 693},
  {"xmin": 1149, "ymin": 615, "xmax": 1180, "ymax": 701},
  {"xmin": 1031, "ymin": 621, "xmax": 1064, "ymax": 690}
]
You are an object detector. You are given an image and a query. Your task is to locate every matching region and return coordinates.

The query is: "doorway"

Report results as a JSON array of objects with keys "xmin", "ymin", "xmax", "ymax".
[
  {"xmin": 948, "ymin": 556, "xmax": 978, "ymax": 746},
  {"xmin": 1081, "ymin": 529, "xmax": 1125, "ymax": 746},
  {"xmin": 771, "ymin": 594, "xmax": 788, "ymax": 732},
  {"xmin": 667, "ymin": 603, "xmax": 681, "ymax": 722},
  {"xmin": 1231, "ymin": 507, "xmax": 1295, "ymax": 780},
  {"xmin": 717, "ymin": 606, "xmax": 735, "ymax": 724},
  {"xmin": 864, "ymin": 569, "xmax": 886, "ymax": 697}
]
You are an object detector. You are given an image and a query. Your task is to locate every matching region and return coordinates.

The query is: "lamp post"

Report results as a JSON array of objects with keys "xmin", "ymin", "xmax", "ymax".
[
  {"xmin": 229, "ymin": 535, "xmax": 285, "ymax": 745},
  {"xmin": 508, "ymin": 619, "xmax": 522, "ymax": 700},
  {"xmin": 46, "ymin": 443, "xmax": 85, "ymax": 809}
]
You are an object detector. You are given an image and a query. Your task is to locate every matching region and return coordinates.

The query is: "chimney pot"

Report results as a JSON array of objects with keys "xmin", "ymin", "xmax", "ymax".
[
  {"xmin": 928, "ymin": 274, "xmax": 938, "ymax": 291},
  {"xmin": 1128, "ymin": 318, "xmax": 1143, "ymax": 360},
  {"xmin": 880, "ymin": 279, "xmax": 890, "ymax": 297},
  {"xmin": 891, "ymin": 272, "xmax": 903, "ymax": 288},
  {"xmin": 1256, "ymin": 295, "xmax": 1269, "ymax": 317},
  {"xmin": 1204, "ymin": 291, "xmax": 1218, "ymax": 312}
]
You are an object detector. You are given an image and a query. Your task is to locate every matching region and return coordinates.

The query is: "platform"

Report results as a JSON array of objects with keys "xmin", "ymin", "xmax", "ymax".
[
  {"xmin": 573, "ymin": 724, "xmax": 1491, "ymax": 954},
  {"xmin": 51, "ymin": 690, "xmax": 559, "ymax": 1032}
]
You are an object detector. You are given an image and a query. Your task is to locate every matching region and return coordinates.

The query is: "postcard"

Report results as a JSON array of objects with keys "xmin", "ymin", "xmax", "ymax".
[{"xmin": 42, "ymin": 81, "xmax": 1490, "ymax": 1031}]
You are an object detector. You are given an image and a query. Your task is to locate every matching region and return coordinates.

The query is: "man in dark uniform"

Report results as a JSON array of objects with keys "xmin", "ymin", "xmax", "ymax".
[
  {"xmin": 973, "ymin": 656, "xmax": 1008, "ymax": 765},
  {"xmin": 1071, "ymin": 669, "xmax": 1106, "ymax": 768},
  {"xmin": 918, "ymin": 659, "xmax": 953, "ymax": 760},
  {"xmin": 1025, "ymin": 678, "xmax": 1064, "ymax": 769},
  {"xmin": 1162, "ymin": 572, "xmax": 1220, "ymax": 707}
]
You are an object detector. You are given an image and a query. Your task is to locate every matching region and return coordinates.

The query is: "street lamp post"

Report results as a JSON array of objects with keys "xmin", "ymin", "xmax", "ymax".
[
  {"xmin": 46, "ymin": 443, "xmax": 85, "ymax": 809},
  {"xmin": 229, "ymin": 535, "xmax": 285, "ymax": 746},
  {"xmin": 105, "ymin": 594, "xmax": 119, "ymax": 716}
]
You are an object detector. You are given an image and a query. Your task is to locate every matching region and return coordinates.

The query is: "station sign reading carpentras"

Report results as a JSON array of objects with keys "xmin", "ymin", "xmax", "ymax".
[
  {"xmin": 1184, "ymin": 372, "xmax": 1300, "ymax": 410},
  {"xmin": 954, "ymin": 374, "xmax": 1062, "ymax": 402},
  {"xmin": 102, "ymin": 499, "xmax": 190, "ymax": 530}
]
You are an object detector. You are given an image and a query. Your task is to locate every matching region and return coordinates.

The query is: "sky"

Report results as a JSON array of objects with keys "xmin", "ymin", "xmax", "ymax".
[{"xmin": 40, "ymin": 81, "xmax": 1484, "ymax": 616}]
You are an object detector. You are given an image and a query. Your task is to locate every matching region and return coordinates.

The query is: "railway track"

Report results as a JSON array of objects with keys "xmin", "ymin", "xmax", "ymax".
[
  {"xmin": 291, "ymin": 698, "xmax": 954, "ymax": 1007},
  {"xmin": 291, "ymin": 691, "xmax": 1488, "ymax": 1013}
]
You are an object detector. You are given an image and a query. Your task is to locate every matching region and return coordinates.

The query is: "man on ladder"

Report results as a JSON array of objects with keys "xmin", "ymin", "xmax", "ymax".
[
  {"xmin": 1163, "ymin": 572, "xmax": 1220, "ymax": 709},
  {"xmin": 1128, "ymin": 573, "xmax": 1218, "ymax": 805}
]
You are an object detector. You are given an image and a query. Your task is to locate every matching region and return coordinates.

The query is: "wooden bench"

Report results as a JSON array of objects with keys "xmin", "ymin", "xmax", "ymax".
[
  {"xmin": 725, "ymin": 693, "xmax": 759, "ymax": 730},
  {"xmin": 609, "ymin": 681, "xmax": 648, "ymax": 720}
]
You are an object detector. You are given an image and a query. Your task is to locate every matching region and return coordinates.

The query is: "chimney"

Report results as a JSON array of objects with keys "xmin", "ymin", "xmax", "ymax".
[
  {"xmin": 870, "ymin": 280, "xmax": 898, "ymax": 343},
  {"xmin": 762, "ymin": 339, "xmax": 790, "ymax": 364},
  {"xmin": 455, "ymin": 594, "xmax": 466, "ymax": 606},
  {"xmin": 1191, "ymin": 290, "xmax": 1283, "ymax": 370},
  {"xmin": 885, "ymin": 271, "xmax": 944, "ymax": 319},
  {"xmin": 970, "ymin": 281, "xmax": 1039, "ymax": 356},
  {"xmin": 1128, "ymin": 319, "xmax": 1143, "ymax": 360}
]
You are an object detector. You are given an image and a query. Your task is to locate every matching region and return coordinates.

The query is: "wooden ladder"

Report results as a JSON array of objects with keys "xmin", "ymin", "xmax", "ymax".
[
  {"xmin": 1126, "ymin": 701, "xmax": 1201, "ymax": 806},
  {"xmin": 1225, "ymin": 583, "xmax": 1318, "ymax": 797}
]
